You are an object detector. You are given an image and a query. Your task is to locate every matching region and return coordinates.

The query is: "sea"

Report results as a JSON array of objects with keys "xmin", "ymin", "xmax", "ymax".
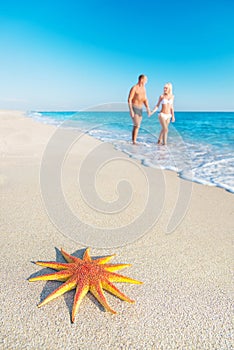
[{"xmin": 27, "ymin": 110, "xmax": 234, "ymax": 193}]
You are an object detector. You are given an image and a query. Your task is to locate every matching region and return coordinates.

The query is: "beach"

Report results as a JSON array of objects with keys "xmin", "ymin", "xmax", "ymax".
[{"xmin": 0, "ymin": 110, "xmax": 233, "ymax": 349}]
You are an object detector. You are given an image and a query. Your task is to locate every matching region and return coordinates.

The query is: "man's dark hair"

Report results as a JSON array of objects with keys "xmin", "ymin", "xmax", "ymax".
[{"xmin": 138, "ymin": 74, "xmax": 145, "ymax": 81}]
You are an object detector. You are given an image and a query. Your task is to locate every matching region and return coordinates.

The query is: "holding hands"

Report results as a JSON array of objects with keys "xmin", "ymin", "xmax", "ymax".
[{"xmin": 148, "ymin": 106, "xmax": 159, "ymax": 118}]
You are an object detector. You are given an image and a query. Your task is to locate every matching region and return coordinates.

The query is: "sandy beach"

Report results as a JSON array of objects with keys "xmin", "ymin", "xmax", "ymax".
[{"xmin": 0, "ymin": 110, "xmax": 233, "ymax": 350}]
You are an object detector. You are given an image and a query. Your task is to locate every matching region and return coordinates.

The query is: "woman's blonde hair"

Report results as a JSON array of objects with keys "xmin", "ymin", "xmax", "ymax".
[{"xmin": 164, "ymin": 82, "xmax": 173, "ymax": 95}]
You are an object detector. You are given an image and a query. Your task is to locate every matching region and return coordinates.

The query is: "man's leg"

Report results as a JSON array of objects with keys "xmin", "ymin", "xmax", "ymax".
[
  {"xmin": 132, "ymin": 126, "xmax": 139, "ymax": 144},
  {"xmin": 132, "ymin": 114, "xmax": 142, "ymax": 144}
]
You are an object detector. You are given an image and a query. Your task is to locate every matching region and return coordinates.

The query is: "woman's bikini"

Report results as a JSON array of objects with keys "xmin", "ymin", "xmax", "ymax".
[{"xmin": 159, "ymin": 97, "xmax": 173, "ymax": 120}]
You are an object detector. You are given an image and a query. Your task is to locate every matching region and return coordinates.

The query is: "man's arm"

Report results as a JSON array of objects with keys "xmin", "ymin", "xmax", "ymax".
[
  {"xmin": 128, "ymin": 86, "xmax": 136, "ymax": 118},
  {"xmin": 143, "ymin": 98, "xmax": 151, "ymax": 116}
]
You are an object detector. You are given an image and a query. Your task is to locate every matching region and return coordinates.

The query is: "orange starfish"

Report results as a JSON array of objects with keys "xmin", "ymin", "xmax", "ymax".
[{"xmin": 29, "ymin": 248, "xmax": 142, "ymax": 322}]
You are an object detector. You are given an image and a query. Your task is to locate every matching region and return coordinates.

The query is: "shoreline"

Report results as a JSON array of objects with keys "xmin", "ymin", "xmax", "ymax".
[
  {"xmin": 0, "ymin": 110, "xmax": 233, "ymax": 349},
  {"xmin": 27, "ymin": 109, "xmax": 234, "ymax": 195}
]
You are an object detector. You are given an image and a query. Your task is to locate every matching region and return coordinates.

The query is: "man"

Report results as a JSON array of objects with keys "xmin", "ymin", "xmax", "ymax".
[{"xmin": 128, "ymin": 74, "xmax": 151, "ymax": 144}]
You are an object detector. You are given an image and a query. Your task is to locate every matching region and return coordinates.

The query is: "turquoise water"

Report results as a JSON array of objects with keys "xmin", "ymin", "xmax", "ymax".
[{"xmin": 28, "ymin": 111, "xmax": 234, "ymax": 193}]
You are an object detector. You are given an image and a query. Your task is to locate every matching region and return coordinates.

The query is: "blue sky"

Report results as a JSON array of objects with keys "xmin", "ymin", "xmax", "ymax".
[{"xmin": 0, "ymin": 0, "xmax": 233, "ymax": 111}]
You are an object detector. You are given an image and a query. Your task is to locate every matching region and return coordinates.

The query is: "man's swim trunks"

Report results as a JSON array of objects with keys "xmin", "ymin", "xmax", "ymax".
[{"xmin": 132, "ymin": 105, "xmax": 143, "ymax": 117}]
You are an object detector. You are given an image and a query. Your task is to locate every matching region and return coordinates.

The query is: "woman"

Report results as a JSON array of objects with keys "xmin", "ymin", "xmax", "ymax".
[{"xmin": 150, "ymin": 83, "xmax": 175, "ymax": 145}]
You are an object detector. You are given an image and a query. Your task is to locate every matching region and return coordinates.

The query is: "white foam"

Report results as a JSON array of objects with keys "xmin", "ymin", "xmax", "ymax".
[{"xmin": 27, "ymin": 111, "xmax": 234, "ymax": 193}]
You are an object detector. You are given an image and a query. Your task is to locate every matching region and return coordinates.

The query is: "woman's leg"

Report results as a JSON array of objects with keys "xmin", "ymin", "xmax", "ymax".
[
  {"xmin": 163, "ymin": 119, "xmax": 170, "ymax": 145},
  {"xmin": 158, "ymin": 115, "xmax": 168, "ymax": 144},
  {"xmin": 157, "ymin": 129, "xmax": 163, "ymax": 144}
]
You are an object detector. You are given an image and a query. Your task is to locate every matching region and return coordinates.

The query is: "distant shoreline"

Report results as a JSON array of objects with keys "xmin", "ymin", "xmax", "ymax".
[{"xmin": 1, "ymin": 108, "xmax": 234, "ymax": 113}]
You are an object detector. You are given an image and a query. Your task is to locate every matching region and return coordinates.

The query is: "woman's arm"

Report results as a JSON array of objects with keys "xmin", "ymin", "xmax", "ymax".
[
  {"xmin": 149, "ymin": 96, "xmax": 162, "ymax": 117},
  {"xmin": 171, "ymin": 96, "xmax": 175, "ymax": 122}
]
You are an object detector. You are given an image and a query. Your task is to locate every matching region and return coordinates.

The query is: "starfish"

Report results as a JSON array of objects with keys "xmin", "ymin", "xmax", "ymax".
[{"xmin": 29, "ymin": 248, "xmax": 142, "ymax": 322}]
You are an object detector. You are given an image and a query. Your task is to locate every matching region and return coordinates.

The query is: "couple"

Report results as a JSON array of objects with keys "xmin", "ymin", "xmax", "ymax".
[{"xmin": 128, "ymin": 74, "xmax": 175, "ymax": 145}]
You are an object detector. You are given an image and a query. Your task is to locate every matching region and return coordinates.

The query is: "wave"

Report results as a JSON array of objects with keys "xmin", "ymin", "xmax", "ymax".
[{"xmin": 27, "ymin": 111, "xmax": 234, "ymax": 193}]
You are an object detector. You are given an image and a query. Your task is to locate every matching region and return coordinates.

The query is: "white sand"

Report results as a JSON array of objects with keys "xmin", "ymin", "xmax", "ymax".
[{"xmin": 0, "ymin": 111, "xmax": 233, "ymax": 349}]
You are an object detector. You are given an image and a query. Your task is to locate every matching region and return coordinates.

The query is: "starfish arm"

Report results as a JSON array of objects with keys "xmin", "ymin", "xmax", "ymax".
[
  {"xmin": 104, "ymin": 263, "xmax": 132, "ymax": 272},
  {"xmin": 94, "ymin": 255, "xmax": 116, "ymax": 264},
  {"xmin": 38, "ymin": 278, "xmax": 77, "ymax": 308},
  {"xmin": 29, "ymin": 248, "xmax": 142, "ymax": 321},
  {"xmin": 102, "ymin": 280, "xmax": 135, "ymax": 303},
  {"xmin": 29, "ymin": 270, "xmax": 73, "ymax": 282},
  {"xmin": 90, "ymin": 282, "xmax": 117, "ymax": 314},
  {"xmin": 71, "ymin": 283, "xmax": 89, "ymax": 323},
  {"xmin": 34, "ymin": 261, "xmax": 71, "ymax": 270},
  {"xmin": 61, "ymin": 248, "xmax": 82, "ymax": 263},
  {"xmin": 107, "ymin": 271, "xmax": 143, "ymax": 285},
  {"xmin": 83, "ymin": 248, "xmax": 92, "ymax": 262}
]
